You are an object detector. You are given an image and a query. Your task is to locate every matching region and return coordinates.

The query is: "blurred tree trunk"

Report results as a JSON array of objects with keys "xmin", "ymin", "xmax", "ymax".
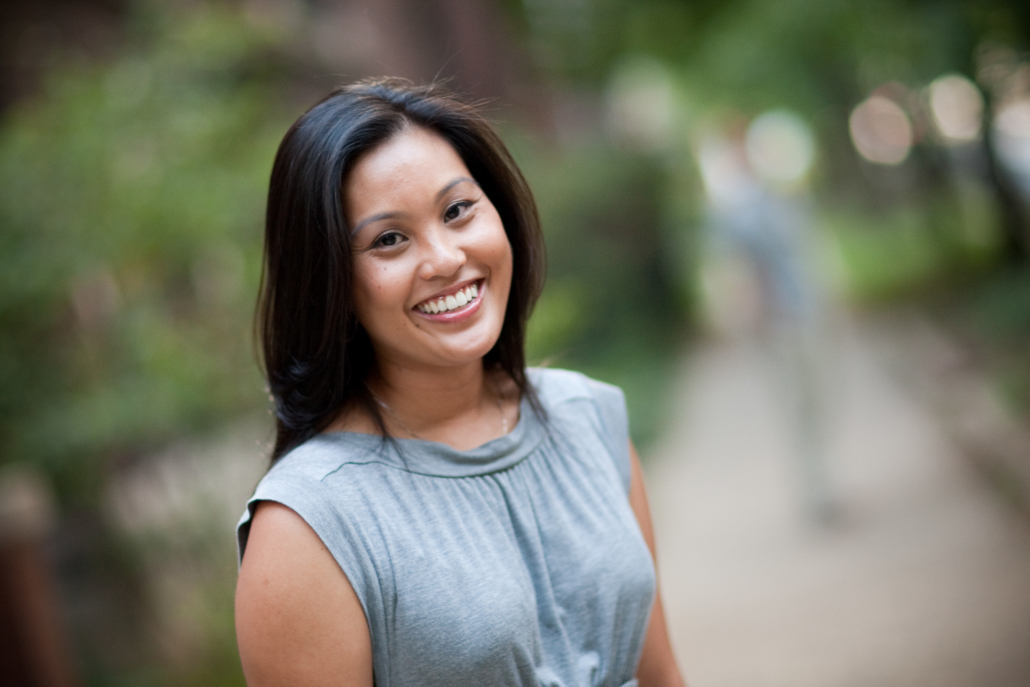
[
  {"xmin": 0, "ymin": 471, "xmax": 77, "ymax": 687},
  {"xmin": 0, "ymin": 541, "xmax": 77, "ymax": 687},
  {"xmin": 337, "ymin": 0, "xmax": 531, "ymax": 104}
]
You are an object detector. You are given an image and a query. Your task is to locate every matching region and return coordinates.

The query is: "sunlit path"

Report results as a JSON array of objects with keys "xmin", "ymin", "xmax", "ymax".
[{"xmin": 646, "ymin": 316, "xmax": 1030, "ymax": 687}]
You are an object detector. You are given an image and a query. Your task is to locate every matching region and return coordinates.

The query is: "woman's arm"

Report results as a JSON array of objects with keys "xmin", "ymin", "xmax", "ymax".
[
  {"xmin": 235, "ymin": 501, "xmax": 373, "ymax": 687},
  {"xmin": 629, "ymin": 443, "xmax": 688, "ymax": 687}
]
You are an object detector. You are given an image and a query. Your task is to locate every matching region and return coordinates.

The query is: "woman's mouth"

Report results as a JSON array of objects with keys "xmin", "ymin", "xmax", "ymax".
[{"xmin": 415, "ymin": 281, "xmax": 481, "ymax": 314}]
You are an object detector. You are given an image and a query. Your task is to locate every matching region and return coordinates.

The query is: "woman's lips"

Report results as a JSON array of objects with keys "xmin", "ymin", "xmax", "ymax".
[{"xmin": 414, "ymin": 280, "xmax": 484, "ymax": 322}]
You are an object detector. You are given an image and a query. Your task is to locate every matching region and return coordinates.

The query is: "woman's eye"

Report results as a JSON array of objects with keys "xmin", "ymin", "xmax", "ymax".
[
  {"xmin": 444, "ymin": 201, "xmax": 472, "ymax": 223},
  {"xmin": 373, "ymin": 231, "xmax": 405, "ymax": 248}
]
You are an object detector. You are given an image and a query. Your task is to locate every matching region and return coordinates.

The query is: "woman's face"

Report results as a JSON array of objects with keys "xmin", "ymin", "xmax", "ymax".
[{"xmin": 344, "ymin": 126, "xmax": 513, "ymax": 373}]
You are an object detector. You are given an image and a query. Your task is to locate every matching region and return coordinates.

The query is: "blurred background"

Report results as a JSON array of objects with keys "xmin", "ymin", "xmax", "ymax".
[{"xmin": 1, "ymin": 0, "xmax": 1029, "ymax": 685}]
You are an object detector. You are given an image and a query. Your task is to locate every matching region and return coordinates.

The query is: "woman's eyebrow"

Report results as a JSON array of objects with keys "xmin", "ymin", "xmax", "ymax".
[
  {"xmin": 350, "ymin": 211, "xmax": 404, "ymax": 237},
  {"xmin": 435, "ymin": 177, "xmax": 478, "ymax": 202}
]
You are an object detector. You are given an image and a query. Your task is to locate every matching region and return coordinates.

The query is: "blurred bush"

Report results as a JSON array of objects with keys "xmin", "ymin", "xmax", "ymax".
[
  {"xmin": 949, "ymin": 267, "xmax": 1030, "ymax": 413},
  {"xmin": 0, "ymin": 5, "xmax": 289, "ymax": 684},
  {"xmin": 0, "ymin": 6, "xmax": 287, "ymax": 508},
  {"xmin": 824, "ymin": 182, "xmax": 1002, "ymax": 300},
  {"xmin": 520, "ymin": 141, "xmax": 691, "ymax": 443}
]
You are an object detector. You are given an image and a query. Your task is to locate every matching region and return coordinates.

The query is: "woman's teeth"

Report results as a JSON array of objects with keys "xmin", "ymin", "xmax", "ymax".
[{"xmin": 417, "ymin": 283, "xmax": 479, "ymax": 314}]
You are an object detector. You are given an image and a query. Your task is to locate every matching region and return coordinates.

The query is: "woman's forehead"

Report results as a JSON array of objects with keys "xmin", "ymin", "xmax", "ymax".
[
  {"xmin": 344, "ymin": 128, "xmax": 475, "ymax": 218},
  {"xmin": 351, "ymin": 128, "xmax": 468, "ymax": 187}
]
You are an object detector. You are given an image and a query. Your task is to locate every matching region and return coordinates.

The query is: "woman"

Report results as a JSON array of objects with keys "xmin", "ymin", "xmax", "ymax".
[{"xmin": 235, "ymin": 79, "xmax": 686, "ymax": 687}]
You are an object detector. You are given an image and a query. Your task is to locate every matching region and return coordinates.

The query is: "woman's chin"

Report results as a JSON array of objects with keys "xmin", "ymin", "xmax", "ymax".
[
  {"xmin": 375, "ymin": 330, "xmax": 502, "ymax": 372},
  {"xmin": 428, "ymin": 337, "xmax": 503, "ymax": 369},
  {"xmin": 418, "ymin": 315, "xmax": 505, "ymax": 366}
]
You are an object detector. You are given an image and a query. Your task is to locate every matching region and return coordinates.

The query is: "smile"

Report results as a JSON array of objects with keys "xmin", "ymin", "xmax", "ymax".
[{"xmin": 416, "ymin": 281, "xmax": 481, "ymax": 314}]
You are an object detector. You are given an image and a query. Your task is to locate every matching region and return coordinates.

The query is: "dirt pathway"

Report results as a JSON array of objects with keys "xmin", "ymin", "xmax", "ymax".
[{"xmin": 645, "ymin": 317, "xmax": 1030, "ymax": 687}]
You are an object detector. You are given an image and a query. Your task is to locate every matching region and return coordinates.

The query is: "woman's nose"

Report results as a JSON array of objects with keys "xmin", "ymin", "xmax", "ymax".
[{"xmin": 418, "ymin": 227, "xmax": 466, "ymax": 279}]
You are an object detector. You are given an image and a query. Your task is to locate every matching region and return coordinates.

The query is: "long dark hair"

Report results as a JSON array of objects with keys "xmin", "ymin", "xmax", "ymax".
[{"xmin": 258, "ymin": 79, "xmax": 546, "ymax": 463}]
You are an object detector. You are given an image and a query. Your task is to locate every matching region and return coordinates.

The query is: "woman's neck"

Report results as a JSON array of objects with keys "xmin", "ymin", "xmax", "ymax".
[
  {"xmin": 374, "ymin": 360, "xmax": 487, "ymax": 425},
  {"xmin": 331, "ymin": 360, "xmax": 518, "ymax": 450}
]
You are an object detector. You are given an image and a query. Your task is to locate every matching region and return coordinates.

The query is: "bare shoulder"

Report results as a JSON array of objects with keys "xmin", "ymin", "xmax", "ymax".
[{"xmin": 235, "ymin": 501, "xmax": 373, "ymax": 687}]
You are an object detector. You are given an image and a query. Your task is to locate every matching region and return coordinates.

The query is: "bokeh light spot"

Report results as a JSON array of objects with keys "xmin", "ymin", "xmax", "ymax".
[
  {"xmin": 605, "ymin": 56, "xmax": 677, "ymax": 152},
  {"xmin": 848, "ymin": 95, "xmax": 913, "ymax": 165},
  {"xmin": 928, "ymin": 74, "xmax": 983, "ymax": 143},
  {"xmin": 745, "ymin": 110, "xmax": 815, "ymax": 185}
]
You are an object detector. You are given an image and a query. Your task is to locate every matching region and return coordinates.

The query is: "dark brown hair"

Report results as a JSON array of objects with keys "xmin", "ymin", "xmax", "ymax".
[{"xmin": 258, "ymin": 79, "xmax": 546, "ymax": 463}]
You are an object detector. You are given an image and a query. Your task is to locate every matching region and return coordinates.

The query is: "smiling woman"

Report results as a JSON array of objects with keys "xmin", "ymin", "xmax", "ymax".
[
  {"xmin": 345, "ymin": 128, "xmax": 513, "ymax": 394},
  {"xmin": 234, "ymin": 79, "xmax": 686, "ymax": 687}
]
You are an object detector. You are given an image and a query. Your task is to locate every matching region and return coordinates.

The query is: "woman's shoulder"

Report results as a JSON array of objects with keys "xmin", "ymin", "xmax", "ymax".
[
  {"xmin": 236, "ymin": 499, "xmax": 374, "ymax": 686},
  {"xmin": 528, "ymin": 367, "xmax": 632, "ymax": 490},
  {"xmin": 263, "ymin": 432, "xmax": 391, "ymax": 483},
  {"xmin": 528, "ymin": 367, "xmax": 626, "ymax": 414},
  {"xmin": 238, "ymin": 434, "xmax": 392, "ymax": 549},
  {"xmin": 246, "ymin": 434, "xmax": 395, "ymax": 514}
]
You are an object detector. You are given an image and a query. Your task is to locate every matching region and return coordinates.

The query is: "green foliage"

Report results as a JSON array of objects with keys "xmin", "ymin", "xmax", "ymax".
[
  {"xmin": 514, "ymin": 0, "xmax": 1028, "ymax": 314},
  {"xmin": 0, "ymin": 6, "xmax": 288, "ymax": 506},
  {"xmin": 520, "ymin": 0, "xmax": 1001, "ymax": 115},
  {"xmin": 519, "ymin": 141, "xmax": 689, "ymax": 444},
  {"xmin": 0, "ymin": 7, "xmax": 291, "ymax": 679},
  {"xmin": 825, "ymin": 180, "xmax": 1002, "ymax": 300}
]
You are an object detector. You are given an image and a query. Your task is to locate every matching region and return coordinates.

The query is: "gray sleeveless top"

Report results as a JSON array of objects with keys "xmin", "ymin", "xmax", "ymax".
[{"xmin": 237, "ymin": 368, "xmax": 655, "ymax": 687}]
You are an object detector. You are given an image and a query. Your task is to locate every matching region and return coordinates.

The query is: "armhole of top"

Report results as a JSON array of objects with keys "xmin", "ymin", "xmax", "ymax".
[
  {"xmin": 583, "ymin": 377, "xmax": 632, "ymax": 494},
  {"xmin": 237, "ymin": 501, "xmax": 255, "ymax": 566},
  {"xmin": 236, "ymin": 478, "xmax": 372, "ymax": 626}
]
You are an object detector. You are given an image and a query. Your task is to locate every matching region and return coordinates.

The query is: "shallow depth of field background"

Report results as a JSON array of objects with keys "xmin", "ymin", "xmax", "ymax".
[{"xmin": 1, "ymin": 1, "xmax": 1029, "ymax": 685}]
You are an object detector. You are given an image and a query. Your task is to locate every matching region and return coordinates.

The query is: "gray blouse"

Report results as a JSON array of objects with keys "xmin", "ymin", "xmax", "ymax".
[{"xmin": 237, "ymin": 368, "xmax": 655, "ymax": 687}]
